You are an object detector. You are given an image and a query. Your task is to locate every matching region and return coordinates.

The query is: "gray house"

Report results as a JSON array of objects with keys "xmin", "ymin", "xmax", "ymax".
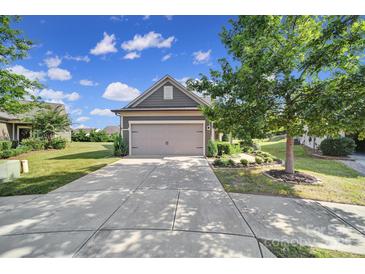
[{"xmin": 112, "ymin": 75, "xmax": 214, "ymax": 156}]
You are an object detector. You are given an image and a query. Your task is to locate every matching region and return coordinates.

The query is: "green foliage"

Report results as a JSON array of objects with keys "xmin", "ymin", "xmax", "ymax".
[
  {"xmin": 89, "ymin": 130, "xmax": 109, "ymax": 142},
  {"xmin": 227, "ymin": 159, "xmax": 236, "ymax": 166},
  {"xmin": 207, "ymin": 140, "xmax": 218, "ymax": 157},
  {"xmin": 21, "ymin": 137, "xmax": 45, "ymax": 150},
  {"xmin": 0, "ymin": 16, "xmax": 41, "ymax": 114},
  {"xmin": 221, "ymin": 133, "xmax": 229, "ymax": 142},
  {"xmin": 71, "ymin": 129, "xmax": 90, "ymax": 142},
  {"xmin": 213, "ymin": 158, "xmax": 225, "ymax": 167},
  {"xmin": 187, "ymin": 16, "xmax": 365, "ymax": 172},
  {"xmin": 216, "ymin": 142, "xmax": 241, "ymax": 156},
  {"xmin": 30, "ymin": 105, "xmax": 71, "ymax": 143},
  {"xmin": 255, "ymin": 156, "xmax": 264, "ymax": 164},
  {"xmin": 113, "ymin": 134, "xmax": 128, "ymax": 156},
  {"xmin": 0, "ymin": 145, "xmax": 32, "ymax": 159},
  {"xmin": 240, "ymin": 158, "xmax": 249, "ymax": 166},
  {"xmin": 319, "ymin": 137, "xmax": 356, "ymax": 156},
  {"xmin": 48, "ymin": 137, "xmax": 67, "ymax": 149},
  {"xmin": 0, "ymin": 141, "xmax": 12, "ymax": 151}
]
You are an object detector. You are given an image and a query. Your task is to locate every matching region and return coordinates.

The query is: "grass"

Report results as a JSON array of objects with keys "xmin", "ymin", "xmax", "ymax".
[
  {"xmin": 0, "ymin": 142, "xmax": 119, "ymax": 196},
  {"xmin": 214, "ymin": 139, "xmax": 365, "ymax": 205},
  {"xmin": 261, "ymin": 240, "xmax": 365, "ymax": 258}
]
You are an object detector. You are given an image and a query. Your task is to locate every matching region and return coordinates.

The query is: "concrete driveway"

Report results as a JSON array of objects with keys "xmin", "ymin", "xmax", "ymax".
[
  {"xmin": 0, "ymin": 156, "xmax": 272, "ymax": 258},
  {"xmin": 1, "ymin": 156, "xmax": 365, "ymax": 257}
]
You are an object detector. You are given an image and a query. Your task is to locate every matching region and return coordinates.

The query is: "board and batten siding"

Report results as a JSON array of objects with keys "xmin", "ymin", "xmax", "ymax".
[
  {"xmin": 133, "ymin": 82, "xmax": 199, "ymax": 108},
  {"xmin": 122, "ymin": 116, "xmax": 211, "ymax": 155}
]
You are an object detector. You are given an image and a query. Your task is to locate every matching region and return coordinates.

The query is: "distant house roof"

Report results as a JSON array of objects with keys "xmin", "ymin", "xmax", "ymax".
[
  {"xmin": 0, "ymin": 102, "xmax": 67, "ymax": 122},
  {"xmin": 103, "ymin": 125, "xmax": 119, "ymax": 134},
  {"xmin": 72, "ymin": 127, "xmax": 96, "ymax": 133}
]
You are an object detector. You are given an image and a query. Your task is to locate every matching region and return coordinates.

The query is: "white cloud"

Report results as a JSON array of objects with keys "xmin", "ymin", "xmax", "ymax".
[
  {"xmin": 90, "ymin": 32, "xmax": 118, "ymax": 56},
  {"xmin": 90, "ymin": 108, "xmax": 114, "ymax": 117},
  {"xmin": 64, "ymin": 54, "xmax": 90, "ymax": 63},
  {"xmin": 142, "ymin": 15, "xmax": 150, "ymax": 20},
  {"xmin": 161, "ymin": 53, "xmax": 172, "ymax": 62},
  {"xmin": 76, "ymin": 116, "xmax": 90, "ymax": 122},
  {"xmin": 47, "ymin": 67, "xmax": 72, "ymax": 81},
  {"xmin": 165, "ymin": 16, "xmax": 173, "ymax": 20},
  {"xmin": 8, "ymin": 65, "xmax": 47, "ymax": 81},
  {"xmin": 123, "ymin": 51, "xmax": 141, "ymax": 60},
  {"xmin": 45, "ymin": 50, "xmax": 53, "ymax": 56},
  {"xmin": 102, "ymin": 82, "xmax": 140, "ymax": 102},
  {"xmin": 71, "ymin": 108, "xmax": 82, "ymax": 116},
  {"xmin": 44, "ymin": 55, "xmax": 62, "ymax": 68},
  {"xmin": 121, "ymin": 31, "xmax": 175, "ymax": 52},
  {"xmin": 79, "ymin": 79, "xmax": 98, "ymax": 86},
  {"xmin": 177, "ymin": 77, "xmax": 191, "ymax": 86},
  {"xmin": 110, "ymin": 16, "xmax": 125, "ymax": 22},
  {"xmin": 73, "ymin": 124, "xmax": 87, "ymax": 129},
  {"xmin": 193, "ymin": 49, "xmax": 211, "ymax": 64},
  {"xmin": 38, "ymin": 88, "xmax": 80, "ymax": 102},
  {"xmin": 152, "ymin": 75, "xmax": 159, "ymax": 82}
]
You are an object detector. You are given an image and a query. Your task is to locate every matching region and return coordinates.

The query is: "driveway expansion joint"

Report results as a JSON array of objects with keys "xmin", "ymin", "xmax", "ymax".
[{"xmin": 171, "ymin": 190, "xmax": 180, "ymax": 231}]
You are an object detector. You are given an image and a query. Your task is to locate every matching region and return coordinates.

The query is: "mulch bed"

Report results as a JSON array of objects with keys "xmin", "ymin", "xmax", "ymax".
[{"xmin": 264, "ymin": 169, "xmax": 321, "ymax": 185}]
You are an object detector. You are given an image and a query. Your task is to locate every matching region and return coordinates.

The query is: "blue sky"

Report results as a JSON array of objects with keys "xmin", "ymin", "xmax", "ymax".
[{"xmin": 10, "ymin": 16, "xmax": 234, "ymax": 129}]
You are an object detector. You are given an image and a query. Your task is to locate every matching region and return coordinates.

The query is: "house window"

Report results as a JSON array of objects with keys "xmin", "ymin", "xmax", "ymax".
[{"xmin": 163, "ymin": 86, "xmax": 173, "ymax": 100}]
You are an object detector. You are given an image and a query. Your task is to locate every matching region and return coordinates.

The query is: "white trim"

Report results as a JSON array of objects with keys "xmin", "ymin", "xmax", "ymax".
[
  {"xmin": 17, "ymin": 125, "xmax": 32, "ymax": 141},
  {"xmin": 128, "ymin": 120, "xmax": 206, "ymax": 156},
  {"xmin": 12, "ymin": 123, "xmax": 15, "ymax": 140}
]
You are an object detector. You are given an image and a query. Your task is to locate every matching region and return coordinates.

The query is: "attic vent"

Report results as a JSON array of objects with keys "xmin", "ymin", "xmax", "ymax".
[{"xmin": 163, "ymin": 86, "xmax": 173, "ymax": 100}]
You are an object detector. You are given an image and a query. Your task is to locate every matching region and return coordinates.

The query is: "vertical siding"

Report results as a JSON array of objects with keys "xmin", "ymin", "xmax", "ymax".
[
  {"xmin": 0, "ymin": 122, "xmax": 10, "ymax": 140},
  {"xmin": 135, "ymin": 82, "xmax": 199, "ymax": 108}
]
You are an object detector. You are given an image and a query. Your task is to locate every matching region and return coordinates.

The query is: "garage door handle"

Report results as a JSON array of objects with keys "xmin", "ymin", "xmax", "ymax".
[
  {"xmin": 132, "ymin": 131, "xmax": 138, "ymax": 133},
  {"xmin": 165, "ymin": 141, "xmax": 169, "ymax": 145},
  {"xmin": 196, "ymin": 146, "xmax": 203, "ymax": 149},
  {"xmin": 196, "ymin": 131, "xmax": 203, "ymax": 133},
  {"xmin": 132, "ymin": 146, "xmax": 138, "ymax": 149}
]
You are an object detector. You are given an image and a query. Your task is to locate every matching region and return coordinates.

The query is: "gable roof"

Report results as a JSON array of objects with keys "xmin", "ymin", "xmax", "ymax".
[
  {"xmin": 0, "ymin": 102, "xmax": 67, "ymax": 122},
  {"xmin": 124, "ymin": 75, "xmax": 210, "ymax": 109}
]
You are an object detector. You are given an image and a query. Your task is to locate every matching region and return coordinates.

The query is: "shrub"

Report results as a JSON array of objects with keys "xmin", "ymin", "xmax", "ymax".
[
  {"xmin": 221, "ymin": 133, "xmax": 229, "ymax": 142},
  {"xmin": 114, "ymin": 134, "xmax": 128, "ymax": 156},
  {"xmin": 240, "ymin": 158, "xmax": 249, "ymax": 166},
  {"xmin": 207, "ymin": 140, "xmax": 218, "ymax": 157},
  {"xmin": 0, "ymin": 149, "xmax": 12, "ymax": 159},
  {"xmin": 216, "ymin": 142, "xmax": 241, "ymax": 156},
  {"xmin": 319, "ymin": 137, "xmax": 356, "ymax": 156},
  {"xmin": 213, "ymin": 159, "xmax": 224, "ymax": 167},
  {"xmin": 0, "ymin": 141, "xmax": 12, "ymax": 151},
  {"xmin": 252, "ymin": 142, "xmax": 261, "ymax": 151},
  {"xmin": 90, "ymin": 130, "xmax": 109, "ymax": 142},
  {"xmin": 72, "ymin": 129, "xmax": 90, "ymax": 142},
  {"xmin": 241, "ymin": 145, "xmax": 254, "ymax": 153},
  {"xmin": 255, "ymin": 156, "xmax": 264, "ymax": 164},
  {"xmin": 21, "ymin": 138, "xmax": 46, "ymax": 150},
  {"xmin": 265, "ymin": 157, "xmax": 274, "ymax": 163},
  {"xmin": 227, "ymin": 159, "xmax": 236, "ymax": 166},
  {"xmin": 49, "ymin": 137, "xmax": 67, "ymax": 149}
]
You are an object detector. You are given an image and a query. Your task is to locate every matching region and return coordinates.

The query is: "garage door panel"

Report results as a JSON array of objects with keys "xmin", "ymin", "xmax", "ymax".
[{"xmin": 131, "ymin": 124, "xmax": 203, "ymax": 156}]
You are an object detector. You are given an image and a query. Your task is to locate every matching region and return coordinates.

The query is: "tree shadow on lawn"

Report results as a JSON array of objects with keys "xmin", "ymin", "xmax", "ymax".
[{"xmin": 0, "ymin": 163, "xmax": 108, "ymax": 196}]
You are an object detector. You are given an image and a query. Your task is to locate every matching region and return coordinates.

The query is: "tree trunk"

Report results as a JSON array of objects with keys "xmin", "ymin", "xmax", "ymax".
[{"xmin": 285, "ymin": 134, "xmax": 295, "ymax": 174}]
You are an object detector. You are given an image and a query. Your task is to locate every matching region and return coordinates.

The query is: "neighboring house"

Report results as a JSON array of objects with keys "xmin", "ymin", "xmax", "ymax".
[
  {"xmin": 0, "ymin": 102, "xmax": 71, "ymax": 143},
  {"xmin": 112, "ymin": 75, "xmax": 214, "ymax": 156},
  {"xmin": 299, "ymin": 126, "xmax": 345, "ymax": 150}
]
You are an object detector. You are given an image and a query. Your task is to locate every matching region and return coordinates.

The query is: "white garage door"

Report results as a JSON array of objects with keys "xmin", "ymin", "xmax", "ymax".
[{"xmin": 130, "ymin": 123, "xmax": 204, "ymax": 156}]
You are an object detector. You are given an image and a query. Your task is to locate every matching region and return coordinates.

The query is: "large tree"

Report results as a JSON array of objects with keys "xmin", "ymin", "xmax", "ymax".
[
  {"xmin": 188, "ymin": 16, "xmax": 365, "ymax": 174},
  {"xmin": 0, "ymin": 16, "xmax": 41, "ymax": 114}
]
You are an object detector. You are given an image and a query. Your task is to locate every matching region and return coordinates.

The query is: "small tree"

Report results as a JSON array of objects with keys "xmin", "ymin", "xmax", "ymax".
[
  {"xmin": 0, "ymin": 16, "xmax": 41, "ymax": 114},
  {"xmin": 188, "ymin": 16, "xmax": 365, "ymax": 174},
  {"xmin": 31, "ymin": 105, "xmax": 71, "ymax": 143}
]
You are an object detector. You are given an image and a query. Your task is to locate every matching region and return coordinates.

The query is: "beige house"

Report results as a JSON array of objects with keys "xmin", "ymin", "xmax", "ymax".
[{"xmin": 0, "ymin": 102, "xmax": 71, "ymax": 143}]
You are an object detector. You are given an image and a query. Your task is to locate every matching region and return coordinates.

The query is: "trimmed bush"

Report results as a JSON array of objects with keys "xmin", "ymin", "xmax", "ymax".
[
  {"xmin": 265, "ymin": 157, "xmax": 274, "ymax": 163},
  {"xmin": 227, "ymin": 159, "xmax": 236, "ymax": 166},
  {"xmin": 216, "ymin": 142, "xmax": 241, "ymax": 156},
  {"xmin": 207, "ymin": 140, "xmax": 218, "ymax": 157},
  {"xmin": 0, "ymin": 149, "xmax": 12, "ymax": 159},
  {"xmin": 49, "ymin": 137, "xmax": 67, "ymax": 149},
  {"xmin": 21, "ymin": 138, "xmax": 46, "ymax": 150},
  {"xmin": 0, "ymin": 141, "xmax": 12, "ymax": 151},
  {"xmin": 213, "ymin": 158, "xmax": 225, "ymax": 167},
  {"xmin": 319, "ymin": 137, "xmax": 356, "ymax": 156},
  {"xmin": 240, "ymin": 158, "xmax": 249, "ymax": 166},
  {"xmin": 114, "ymin": 134, "xmax": 128, "ymax": 156},
  {"xmin": 255, "ymin": 156, "xmax": 264, "ymax": 164}
]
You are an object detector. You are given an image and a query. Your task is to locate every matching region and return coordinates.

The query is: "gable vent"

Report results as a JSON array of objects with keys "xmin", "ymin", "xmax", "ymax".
[{"xmin": 163, "ymin": 86, "xmax": 173, "ymax": 100}]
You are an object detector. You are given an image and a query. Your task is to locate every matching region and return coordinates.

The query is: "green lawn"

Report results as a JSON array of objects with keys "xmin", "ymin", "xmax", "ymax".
[
  {"xmin": 214, "ymin": 139, "xmax": 365, "ymax": 205},
  {"xmin": 0, "ymin": 142, "xmax": 119, "ymax": 196},
  {"xmin": 261, "ymin": 240, "xmax": 365, "ymax": 258}
]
